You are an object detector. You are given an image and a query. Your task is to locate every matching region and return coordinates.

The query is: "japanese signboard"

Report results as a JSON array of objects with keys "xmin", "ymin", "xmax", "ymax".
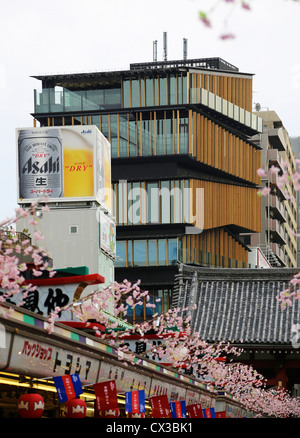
[
  {"xmin": 149, "ymin": 377, "xmax": 186, "ymax": 401},
  {"xmin": 98, "ymin": 361, "xmax": 151, "ymax": 395},
  {"xmin": 0, "ymin": 274, "xmax": 104, "ymax": 321},
  {"xmin": 8, "ymin": 333, "xmax": 99, "ymax": 383},
  {"xmin": 16, "ymin": 125, "xmax": 112, "ymax": 213}
]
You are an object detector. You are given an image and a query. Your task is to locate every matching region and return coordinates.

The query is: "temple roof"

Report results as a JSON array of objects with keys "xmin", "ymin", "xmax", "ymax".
[{"xmin": 173, "ymin": 264, "xmax": 300, "ymax": 346}]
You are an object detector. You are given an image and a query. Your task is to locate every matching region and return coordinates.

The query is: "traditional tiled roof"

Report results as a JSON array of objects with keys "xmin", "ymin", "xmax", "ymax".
[{"xmin": 173, "ymin": 264, "xmax": 300, "ymax": 346}]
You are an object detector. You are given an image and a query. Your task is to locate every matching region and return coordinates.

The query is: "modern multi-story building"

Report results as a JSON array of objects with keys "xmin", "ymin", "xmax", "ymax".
[
  {"xmin": 290, "ymin": 136, "xmax": 300, "ymax": 266},
  {"xmin": 30, "ymin": 57, "xmax": 262, "ymax": 320},
  {"xmin": 250, "ymin": 111, "xmax": 297, "ymax": 268}
]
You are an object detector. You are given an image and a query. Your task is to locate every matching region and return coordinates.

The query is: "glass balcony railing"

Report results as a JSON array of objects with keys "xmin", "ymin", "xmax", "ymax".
[
  {"xmin": 34, "ymin": 87, "xmax": 122, "ymax": 113},
  {"xmin": 189, "ymin": 88, "xmax": 263, "ymax": 133}
]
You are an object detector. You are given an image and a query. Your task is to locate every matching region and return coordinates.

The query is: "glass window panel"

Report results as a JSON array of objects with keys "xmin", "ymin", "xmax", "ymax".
[
  {"xmin": 177, "ymin": 75, "xmax": 182, "ymax": 104},
  {"xmin": 148, "ymin": 239, "xmax": 157, "ymax": 266},
  {"xmin": 208, "ymin": 92, "xmax": 215, "ymax": 109},
  {"xmin": 159, "ymin": 77, "xmax": 167, "ymax": 106},
  {"xmin": 110, "ymin": 114, "xmax": 120, "ymax": 157},
  {"xmin": 146, "ymin": 77, "xmax": 153, "ymax": 107},
  {"xmin": 168, "ymin": 239, "xmax": 177, "ymax": 265},
  {"xmin": 118, "ymin": 180, "xmax": 128, "ymax": 224},
  {"xmin": 156, "ymin": 117, "xmax": 165, "ymax": 155},
  {"xmin": 128, "ymin": 116, "xmax": 137, "ymax": 156},
  {"xmin": 129, "ymin": 182, "xmax": 141, "ymax": 225},
  {"xmin": 233, "ymin": 105, "xmax": 239, "ymax": 121},
  {"xmin": 91, "ymin": 115, "xmax": 100, "ymax": 129},
  {"xmin": 128, "ymin": 240, "xmax": 132, "ymax": 266},
  {"xmin": 179, "ymin": 116, "xmax": 188, "ymax": 153},
  {"xmin": 64, "ymin": 89, "xmax": 82, "ymax": 112},
  {"xmin": 163, "ymin": 289, "xmax": 171, "ymax": 313},
  {"xmin": 142, "ymin": 117, "xmax": 152, "ymax": 156},
  {"xmin": 84, "ymin": 90, "xmax": 102, "ymax": 110},
  {"xmin": 215, "ymin": 96, "xmax": 222, "ymax": 113},
  {"xmin": 119, "ymin": 114, "xmax": 128, "ymax": 158},
  {"xmin": 245, "ymin": 111, "xmax": 251, "ymax": 127},
  {"xmin": 200, "ymin": 88, "xmax": 208, "ymax": 106},
  {"xmin": 184, "ymin": 180, "xmax": 190, "ymax": 223},
  {"xmin": 154, "ymin": 77, "xmax": 159, "ymax": 106},
  {"xmin": 154, "ymin": 290, "xmax": 163, "ymax": 314},
  {"xmin": 131, "ymin": 79, "xmax": 139, "ymax": 107},
  {"xmin": 140, "ymin": 78, "xmax": 145, "ymax": 107},
  {"xmin": 146, "ymin": 295, "xmax": 155, "ymax": 317},
  {"xmin": 173, "ymin": 180, "xmax": 181, "ymax": 223},
  {"xmin": 182, "ymin": 75, "xmax": 187, "ymax": 104},
  {"xmin": 158, "ymin": 239, "xmax": 166, "ymax": 265},
  {"xmin": 169, "ymin": 75, "xmax": 177, "ymax": 105},
  {"xmin": 116, "ymin": 241, "xmax": 126, "ymax": 267},
  {"xmin": 147, "ymin": 182, "xmax": 159, "ymax": 223},
  {"xmin": 104, "ymin": 88, "xmax": 121, "ymax": 108},
  {"xmin": 160, "ymin": 181, "xmax": 170, "ymax": 223},
  {"xmin": 100, "ymin": 115, "xmax": 109, "ymax": 141},
  {"xmin": 123, "ymin": 79, "xmax": 130, "ymax": 108},
  {"xmin": 133, "ymin": 240, "xmax": 147, "ymax": 266},
  {"xmin": 240, "ymin": 108, "xmax": 245, "ymax": 124},
  {"xmin": 166, "ymin": 117, "xmax": 173, "ymax": 155},
  {"xmin": 35, "ymin": 89, "xmax": 49, "ymax": 113}
]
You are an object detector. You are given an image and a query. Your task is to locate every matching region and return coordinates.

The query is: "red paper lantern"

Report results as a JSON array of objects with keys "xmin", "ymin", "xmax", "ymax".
[
  {"xmin": 64, "ymin": 398, "xmax": 86, "ymax": 418},
  {"xmin": 18, "ymin": 393, "xmax": 44, "ymax": 418}
]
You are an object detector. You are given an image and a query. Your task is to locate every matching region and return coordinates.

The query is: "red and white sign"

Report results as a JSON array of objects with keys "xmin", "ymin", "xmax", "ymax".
[
  {"xmin": 186, "ymin": 403, "xmax": 204, "ymax": 418},
  {"xmin": 93, "ymin": 380, "xmax": 119, "ymax": 418},
  {"xmin": 150, "ymin": 395, "xmax": 171, "ymax": 418}
]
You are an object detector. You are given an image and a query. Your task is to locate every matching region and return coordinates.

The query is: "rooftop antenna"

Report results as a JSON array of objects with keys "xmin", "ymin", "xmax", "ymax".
[
  {"xmin": 153, "ymin": 40, "xmax": 157, "ymax": 62},
  {"xmin": 163, "ymin": 32, "xmax": 167, "ymax": 61},
  {"xmin": 183, "ymin": 38, "xmax": 188, "ymax": 60}
]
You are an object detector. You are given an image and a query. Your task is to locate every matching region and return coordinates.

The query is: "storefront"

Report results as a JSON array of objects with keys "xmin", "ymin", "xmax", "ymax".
[{"xmin": 0, "ymin": 301, "xmax": 222, "ymax": 418}]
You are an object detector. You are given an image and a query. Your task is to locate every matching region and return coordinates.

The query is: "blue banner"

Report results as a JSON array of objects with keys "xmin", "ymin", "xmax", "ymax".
[
  {"xmin": 170, "ymin": 400, "xmax": 187, "ymax": 418},
  {"xmin": 125, "ymin": 390, "xmax": 145, "ymax": 413},
  {"xmin": 53, "ymin": 374, "xmax": 83, "ymax": 403},
  {"xmin": 202, "ymin": 407, "xmax": 216, "ymax": 418}
]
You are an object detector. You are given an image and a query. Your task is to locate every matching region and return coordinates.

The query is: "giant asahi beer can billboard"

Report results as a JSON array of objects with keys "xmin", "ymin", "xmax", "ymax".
[{"xmin": 16, "ymin": 125, "xmax": 112, "ymax": 212}]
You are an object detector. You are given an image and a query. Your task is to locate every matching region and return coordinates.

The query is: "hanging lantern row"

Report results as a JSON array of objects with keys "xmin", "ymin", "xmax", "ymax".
[{"xmin": 18, "ymin": 394, "xmax": 87, "ymax": 418}]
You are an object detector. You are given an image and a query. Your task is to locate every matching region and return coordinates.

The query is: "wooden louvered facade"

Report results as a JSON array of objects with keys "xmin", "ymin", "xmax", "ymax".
[{"xmin": 32, "ymin": 57, "xmax": 262, "ymax": 294}]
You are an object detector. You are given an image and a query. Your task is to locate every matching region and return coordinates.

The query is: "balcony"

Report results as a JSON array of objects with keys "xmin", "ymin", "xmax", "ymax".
[
  {"xmin": 267, "ymin": 148, "xmax": 285, "ymax": 172},
  {"xmin": 268, "ymin": 127, "xmax": 286, "ymax": 151},
  {"xmin": 270, "ymin": 219, "xmax": 287, "ymax": 245},
  {"xmin": 269, "ymin": 242, "xmax": 287, "ymax": 266},
  {"xmin": 268, "ymin": 171, "xmax": 288, "ymax": 201},
  {"xmin": 189, "ymin": 88, "xmax": 263, "ymax": 134},
  {"xmin": 269, "ymin": 195, "xmax": 286, "ymax": 222},
  {"xmin": 34, "ymin": 87, "xmax": 122, "ymax": 114}
]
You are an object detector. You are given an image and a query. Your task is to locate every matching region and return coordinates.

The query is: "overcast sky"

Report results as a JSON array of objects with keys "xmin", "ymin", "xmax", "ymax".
[{"xmin": 1, "ymin": 0, "xmax": 300, "ymax": 222}]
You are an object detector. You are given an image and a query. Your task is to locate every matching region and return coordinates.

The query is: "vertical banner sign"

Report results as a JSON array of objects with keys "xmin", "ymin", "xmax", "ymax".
[
  {"xmin": 170, "ymin": 400, "xmax": 187, "ymax": 418},
  {"xmin": 125, "ymin": 390, "xmax": 145, "ymax": 414},
  {"xmin": 150, "ymin": 395, "xmax": 171, "ymax": 418},
  {"xmin": 186, "ymin": 403, "xmax": 203, "ymax": 418},
  {"xmin": 215, "ymin": 411, "xmax": 226, "ymax": 418},
  {"xmin": 93, "ymin": 380, "xmax": 119, "ymax": 418},
  {"xmin": 202, "ymin": 407, "xmax": 216, "ymax": 418},
  {"xmin": 53, "ymin": 374, "xmax": 83, "ymax": 403}
]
